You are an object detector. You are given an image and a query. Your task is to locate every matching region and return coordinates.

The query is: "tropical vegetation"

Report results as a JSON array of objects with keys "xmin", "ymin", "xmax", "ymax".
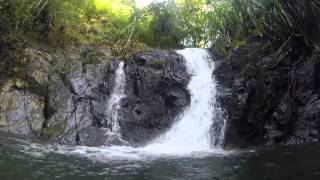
[{"xmin": 1, "ymin": 0, "xmax": 319, "ymax": 56}]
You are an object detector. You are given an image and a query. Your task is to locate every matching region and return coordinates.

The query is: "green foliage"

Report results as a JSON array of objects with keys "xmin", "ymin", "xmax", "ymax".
[
  {"xmin": 207, "ymin": 0, "xmax": 320, "ymax": 55},
  {"xmin": 47, "ymin": 0, "xmax": 136, "ymax": 44},
  {"xmin": 136, "ymin": 1, "xmax": 180, "ymax": 48},
  {"xmin": 1, "ymin": 0, "xmax": 319, "ymax": 57},
  {"xmin": 0, "ymin": 0, "xmax": 144, "ymax": 57},
  {"xmin": 174, "ymin": 0, "xmax": 209, "ymax": 47},
  {"xmin": 207, "ymin": 0, "xmax": 279, "ymax": 54},
  {"xmin": 0, "ymin": 0, "xmax": 42, "ymax": 32}
]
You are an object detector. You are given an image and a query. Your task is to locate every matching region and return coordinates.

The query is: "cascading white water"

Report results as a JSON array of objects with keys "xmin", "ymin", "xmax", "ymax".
[
  {"xmin": 140, "ymin": 48, "xmax": 223, "ymax": 154},
  {"xmin": 104, "ymin": 62, "xmax": 126, "ymax": 140}
]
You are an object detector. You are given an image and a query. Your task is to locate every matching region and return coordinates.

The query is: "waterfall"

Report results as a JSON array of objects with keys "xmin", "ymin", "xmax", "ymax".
[
  {"xmin": 139, "ymin": 48, "xmax": 225, "ymax": 154},
  {"xmin": 15, "ymin": 49, "xmax": 228, "ymax": 160},
  {"xmin": 102, "ymin": 49, "xmax": 226, "ymax": 154},
  {"xmin": 104, "ymin": 61, "xmax": 126, "ymax": 143}
]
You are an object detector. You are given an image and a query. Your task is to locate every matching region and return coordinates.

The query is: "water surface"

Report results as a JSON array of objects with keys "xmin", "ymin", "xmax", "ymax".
[{"xmin": 1, "ymin": 134, "xmax": 320, "ymax": 180}]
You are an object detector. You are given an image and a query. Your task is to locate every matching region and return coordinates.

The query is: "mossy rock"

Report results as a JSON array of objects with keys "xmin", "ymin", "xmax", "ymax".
[
  {"xmin": 1, "ymin": 78, "xmax": 29, "ymax": 92},
  {"xmin": 153, "ymin": 58, "xmax": 166, "ymax": 65},
  {"xmin": 41, "ymin": 121, "xmax": 66, "ymax": 139}
]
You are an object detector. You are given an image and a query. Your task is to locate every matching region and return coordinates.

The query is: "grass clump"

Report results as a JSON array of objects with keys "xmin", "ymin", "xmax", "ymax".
[{"xmin": 153, "ymin": 58, "xmax": 166, "ymax": 65}]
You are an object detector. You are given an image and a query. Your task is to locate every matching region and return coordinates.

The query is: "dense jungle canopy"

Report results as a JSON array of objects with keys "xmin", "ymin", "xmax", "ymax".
[{"xmin": 1, "ymin": 0, "xmax": 319, "ymax": 57}]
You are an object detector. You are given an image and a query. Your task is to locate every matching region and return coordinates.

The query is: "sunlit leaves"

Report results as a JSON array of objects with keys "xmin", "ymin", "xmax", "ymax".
[
  {"xmin": 94, "ymin": 0, "xmax": 134, "ymax": 24},
  {"xmin": 174, "ymin": 0, "xmax": 209, "ymax": 47}
]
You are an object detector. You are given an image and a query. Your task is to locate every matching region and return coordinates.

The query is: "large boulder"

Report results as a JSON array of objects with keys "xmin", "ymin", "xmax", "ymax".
[
  {"xmin": 119, "ymin": 49, "xmax": 191, "ymax": 145},
  {"xmin": 0, "ymin": 80, "xmax": 45, "ymax": 136}
]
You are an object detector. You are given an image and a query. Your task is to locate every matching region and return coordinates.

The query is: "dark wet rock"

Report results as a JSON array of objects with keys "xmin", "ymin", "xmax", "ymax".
[
  {"xmin": 119, "ymin": 49, "xmax": 191, "ymax": 145},
  {"xmin": 214, "ymin": 37, "xmax": 320, "ymax": 148}
]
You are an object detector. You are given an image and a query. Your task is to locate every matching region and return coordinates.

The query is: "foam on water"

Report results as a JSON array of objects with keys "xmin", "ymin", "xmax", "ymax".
[{"xmin": 15, "ymin": 141, "xmax": 230, "ymax": 162}]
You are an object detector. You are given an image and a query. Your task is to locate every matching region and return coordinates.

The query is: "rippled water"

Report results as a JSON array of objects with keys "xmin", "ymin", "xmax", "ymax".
[{"xmin": 1, "ymin": 133, "xmax": 320, "ymax": 180}]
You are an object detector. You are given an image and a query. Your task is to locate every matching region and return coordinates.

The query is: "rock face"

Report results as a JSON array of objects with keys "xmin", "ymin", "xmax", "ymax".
[
  {"xmin": 0, "ymin": 83, "xmax": 45, "ymax": 136},
  {"xmin": 0, "ymin": 44, "xmax": 118, "ymax": 146},
  {"xmin": 0, "ymin": 42, "xmax": 190, "ymax": 146},
  {"xmin": 214, "ymin": 38, "xmax": 320, "ymax": 148},
  {"xmin": 43, "ymin": 57, "xmax": 120, "ymax": 146},
  {"xmin": 119, "ymin": 49, "xmax": 190, "ymax": 145}
]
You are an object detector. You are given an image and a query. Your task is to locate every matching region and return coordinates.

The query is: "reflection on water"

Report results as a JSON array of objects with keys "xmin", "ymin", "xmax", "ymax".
[{"xmin": 0, "ymin": 133, "xmax": 320, "ymax": 180}]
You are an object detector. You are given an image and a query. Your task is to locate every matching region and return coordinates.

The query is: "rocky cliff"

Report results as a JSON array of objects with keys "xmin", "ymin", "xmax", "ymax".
[
  {"xmin": 214, "ymin": 38, "xmax": 320, "ymax": 148},
  {"xmin": 2, "ymin": 35, "xmax": 320, "ymax": 149},
  {"xmin": 0, "ymin": 40, "xmax": 190, "ymax": 146}
]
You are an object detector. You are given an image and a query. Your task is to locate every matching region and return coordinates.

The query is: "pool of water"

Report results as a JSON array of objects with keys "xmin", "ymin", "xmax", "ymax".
[{"xmin": 0, "ymin": 133, "xmax": 320, "ymax": 180}]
